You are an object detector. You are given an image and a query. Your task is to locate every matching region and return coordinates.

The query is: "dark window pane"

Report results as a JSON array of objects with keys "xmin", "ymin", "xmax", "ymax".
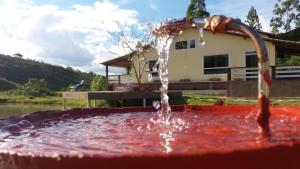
[
  {"xmin": 204, "ymin": 54, "xmax": 229, "ymax": 74},
  {"xmin": 175, "ymin": 41, "xmax": 188, "ymax": 50},
  {"xmin": 204, "ymin": 68, "xmax": 228, "ymax": 74},
  {"xmin": 204, "ymin": 56, "xmax": 216, "ymax": 68},
  {"xmin": 148, "ymin": 60, "xmax": 156, "ymax": 68},
  {"xmin": 216, "ymin": 55, "xmax": 228, "ymax": 67},
  {"xmin": 148, "ymin": 60, "xmax": 158, "ymax": 71},
  {"xmin": 190, "ymin": 40, "xmax": 195, "ymax": 48},
  {"xmin": 152, "ymin": 72, "xmax": 159, "ymax": 77},
  {"xmin": 246, "ymin": 54, "xmax": 258, "ymax": 67},
  {"xmin": 149, "ymin": 60, "xmax": 159, "ymax": 77}
]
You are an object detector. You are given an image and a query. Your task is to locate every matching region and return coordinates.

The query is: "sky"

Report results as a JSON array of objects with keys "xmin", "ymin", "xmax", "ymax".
[{"xmin": 0, "ymin": 0, "xmax": 277, "ymax": 74}]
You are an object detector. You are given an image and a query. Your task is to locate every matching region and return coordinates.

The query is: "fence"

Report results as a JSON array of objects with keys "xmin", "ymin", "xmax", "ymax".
[
  {"xmin": 108, "ymin": 75, "xmax": 134, "ymax": 84},
  {"xmin": 229, "ymin": 66, "xmax": 300, "ymax": 81}
]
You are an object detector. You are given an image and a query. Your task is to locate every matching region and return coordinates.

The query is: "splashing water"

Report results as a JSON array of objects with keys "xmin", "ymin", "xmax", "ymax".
[
  {"xmin": 150, "ymin": 19, "xmax": 206, "ymax": 124},
  {"xmin": 148, "ymin": 19, "xmax": 207, "ymax": 152},
  {"xmin": 198, "ymin": 27, "xmax": 206, "ymax": 47},
  {"xmin": 155, "ymin": 35, "xmax": 175, "ymax": 124}
]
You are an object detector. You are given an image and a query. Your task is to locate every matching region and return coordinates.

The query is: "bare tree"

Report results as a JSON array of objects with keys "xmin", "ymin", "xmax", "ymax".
[{"xmin": 105, "ymin": 22, "xmax": 154, "ymax": 89}]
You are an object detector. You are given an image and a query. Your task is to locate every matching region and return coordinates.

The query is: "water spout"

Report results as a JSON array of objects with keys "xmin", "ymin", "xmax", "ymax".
[
  {"xmin": 192, "ymin": 18, "xmax": 206, "ymax": 47},
  {"xmin": 156, "ymin": 35, "xmax": 175, "ymax": 124},
  {"xmin": 198, "ymin": 27, "xmax": 205, "ymax": 47},
  {"xmin": 152, "ymin": 15, "xmax": 272, "ymax": 138}
]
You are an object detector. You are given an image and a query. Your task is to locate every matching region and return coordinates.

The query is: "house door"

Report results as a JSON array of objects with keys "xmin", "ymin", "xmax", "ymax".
[{"xmin": 245, "ymin": 51, "xmax": 258, "ymax": 80}]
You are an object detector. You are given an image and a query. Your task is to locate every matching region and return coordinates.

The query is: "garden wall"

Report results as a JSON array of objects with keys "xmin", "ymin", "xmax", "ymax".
[
  {"xmin": 111, "ymin": 82, "xmax": 228, "ymax": 91},
  {"xmin": 228, "ymin": 80, "xmax": 300, "ymax": 97}
]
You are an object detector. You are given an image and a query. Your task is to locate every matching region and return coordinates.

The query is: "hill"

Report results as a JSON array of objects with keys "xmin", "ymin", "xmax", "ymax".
[
  {"xmin": 277, "ymin": 28, "xmax": 300, "ymax": 41},
  {"xmin": 0, "ymin": 54, "xmax": 96, "ymax": 90}
]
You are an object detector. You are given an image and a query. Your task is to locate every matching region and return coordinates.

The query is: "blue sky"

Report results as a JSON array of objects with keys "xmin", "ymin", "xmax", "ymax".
[
  {"xmin": 32, "ymin": 0, "xmax": 276, "ymax": 24},
  {"xmin": 0, "ymin": 0, "xmax": 277, "ymax": 74}
]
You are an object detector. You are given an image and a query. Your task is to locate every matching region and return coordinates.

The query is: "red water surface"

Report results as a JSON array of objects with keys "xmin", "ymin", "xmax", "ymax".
[{"xmin": 0, "ymin": 105, "xmax": 300, "ymax": 169}]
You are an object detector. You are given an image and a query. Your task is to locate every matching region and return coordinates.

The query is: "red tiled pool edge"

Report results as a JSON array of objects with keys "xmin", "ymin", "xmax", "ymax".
[
  {"xmin": 1, "ymin": 143, "xmax": 299, "ymax": 169},
  {"xmin": 1, "ymin": 105, "xmax": 300, "ymax": 169}
]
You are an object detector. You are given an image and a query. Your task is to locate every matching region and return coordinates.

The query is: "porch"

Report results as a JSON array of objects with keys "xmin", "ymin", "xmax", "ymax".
[{"xmin": 105, "ymin": 65, "xmax": 300, "ymax": 90}]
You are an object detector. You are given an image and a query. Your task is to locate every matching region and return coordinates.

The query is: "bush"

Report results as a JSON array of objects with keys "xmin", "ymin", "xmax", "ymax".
[
  {"xmin": 22, "ymin": 79, "xmax": 54, "ymax": 97},
  {"xmin": 287, "ymin": 56, "xmax": 300, "ymax": 66},
  {"xmin": 91, "ymin": 76, "xmax": 106, "ymax": 91},
  {"xmin": 277, "ymin": 55, "xmax": 300, "ymax": 66}
]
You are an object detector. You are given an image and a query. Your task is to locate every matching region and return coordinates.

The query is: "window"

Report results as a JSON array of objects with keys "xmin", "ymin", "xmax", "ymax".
[
  {"xmin": 175, "ymin": 40, "xmax": 196, "ymax": 50},
  {"xmin": 148, "ymin": 60, "xmax": 159, "ymax": 76},
  {"xmin": 246, "ymin": 51, "xmax": 258, "ymax": 68},
  {"xmin": 204, "ymin": 54, "xmax": 229, "ymax": 74},
  {"xmin": 189, "ymin": 40, "xmax": 196, "ymax": 48},
  {"xmin": 175, "ymin": 41, "xmax": 187, "ymax": 50},
  {"xmin": 245, "ymin": 51, "xmax": 258, "ymax": 80}
]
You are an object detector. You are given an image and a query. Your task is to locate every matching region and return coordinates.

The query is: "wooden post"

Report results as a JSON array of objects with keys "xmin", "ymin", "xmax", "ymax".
[
  {"xmin": 118, "ymin": 75, "xmax": 121, "ymax": 84},
  {"xmin": 143, "ymin": 98, "xmax": 147, "ymax": 107},
  {"xmin": 106, "ymin": 65, "xmax": 109, "ymax": 91},
  {"xmin": 93, "ymin": 100, "xmax": 96, "ymax": 108},
  {"xmin": 271, "ymin": 66, "xmax": 276, "ymax": 80},
  {"xmin": 86, "ymin": 99, "xmax": 90, "ymax": 108},
  {"xmin": 227, "ymin": 67, "xmax": 232, "ymax": 81},
  {"xmin": 62, "ymin": 98, "xmax": 66, "ymax": 110}
]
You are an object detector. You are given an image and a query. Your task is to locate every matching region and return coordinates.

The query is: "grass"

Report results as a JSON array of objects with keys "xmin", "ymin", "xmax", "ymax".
[
  {"xmin": 172, "ymin": 93, "xmax": 300, "ymax": 107},
  {"xmin": 0, "ymin": 91, "xmax": 64, "ymax": 104},
  {"xmin": 1, "ymin": 92, "xmax": 300, "ymax": 107},
  {"xmin": 0, "ymin": 92, "xmax": 109, "ymax": 107},
  {"xmin": 226, "ymin": 97, "xmax": 300, "ymax": 107}
]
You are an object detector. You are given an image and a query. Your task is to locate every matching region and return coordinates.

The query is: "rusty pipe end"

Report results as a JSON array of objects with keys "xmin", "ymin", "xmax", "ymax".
[{"xmin": 257, "ymin": 95, "xmax": 271, "ymax": 137}]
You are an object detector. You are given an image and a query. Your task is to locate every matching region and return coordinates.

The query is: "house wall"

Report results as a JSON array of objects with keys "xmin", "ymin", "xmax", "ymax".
[{"xmin": 131, "ymin": 29, "xmax": 276, "ymax": 83}]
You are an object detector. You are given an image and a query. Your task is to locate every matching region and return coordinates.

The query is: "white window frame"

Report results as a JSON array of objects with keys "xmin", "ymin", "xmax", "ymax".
[
  {"xmin": 175, "ymin": 39, "xmax": 196, "ymax": 50},
  {"xmin": 203, "ymin": 54, "xmax": 229, "ymax": 74}
]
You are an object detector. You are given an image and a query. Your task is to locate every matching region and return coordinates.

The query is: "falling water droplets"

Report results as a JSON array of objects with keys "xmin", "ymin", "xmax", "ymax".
[
  {"xmin": 148, "ymin": 73, "xmax": 153, "ymax": 81},
  {"xmin": 198, "ymin": 27, "xmax": 206, "ymax": 48},
  {"xmin": 154, "ymin": 33, "xmax": 175, "ymax": 124},
  {"xmin": 152, "ymin": 101, "xmax": 161, "ymax": 110}
]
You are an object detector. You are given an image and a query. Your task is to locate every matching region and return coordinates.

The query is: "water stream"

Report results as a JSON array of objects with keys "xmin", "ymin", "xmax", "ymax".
[
  {"xmin": 151, "ymin": 20, "xmax": 206, "ymax": 124},
  {"xmin": 154, "ymin": 35, "xmax": 175, "ymax": 124},
  {"xmin": 198, "ymin": 27, "xmax": 206, "ymax": 47},
  {"xmin": 149, "ymin": 21, "xmax": 206, "ymax": 152}
]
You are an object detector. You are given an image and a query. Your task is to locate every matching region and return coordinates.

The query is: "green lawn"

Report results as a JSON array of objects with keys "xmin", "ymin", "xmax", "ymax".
[
  {"xmin": 175, "ymin": 93, "xmax": 300, "ymax": 107},
  {"xmin": 1, "ymin": 92, "xmax": 300, "ymax": 107},
  {"xmin": 0, "ymin": 92, "xmax": 110, "ymax": 107}
]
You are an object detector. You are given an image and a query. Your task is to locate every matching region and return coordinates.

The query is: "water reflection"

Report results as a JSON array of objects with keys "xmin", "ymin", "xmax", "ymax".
[{"xmin": 160, "ymin": 130, "xmax": 174, "ymax": 153}]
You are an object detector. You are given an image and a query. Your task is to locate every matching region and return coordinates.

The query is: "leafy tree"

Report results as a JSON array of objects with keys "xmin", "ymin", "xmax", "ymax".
[
  {"xmin": 245, "ymin": 6, "xmax": 263, "ymax": 30},
  {"xmin": 270, "ymin": 0, "xmax": 300, "ymax": 33},
  {"xmin": 91, "ymin": 76, "xmax": 105, "ymax": 91},
  {"xmin": 22, "ymin": 79, "xmax": 53, "ymax": 97},
  {"xmin": 186, "ymin": 0, "xmax": 210, "ymax": 20},
  {"xmin": 106, "ymin": 23, "xmax": 152, "ymax": 89},
  {"xmin": 276, "ymin": 55, "xmax": 300, "ymax": 66},
  {"xmin": 277, "ymin": 27, "xmax": 300, "ymax": 40},
  {"xmin": 287, "ymin": 55, "xmax": 300, "ymax": 65}
]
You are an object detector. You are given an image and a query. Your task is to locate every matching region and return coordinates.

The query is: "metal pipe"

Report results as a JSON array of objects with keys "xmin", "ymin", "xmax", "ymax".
[
  {"xmin": 203, "ymin": 16, "xmax": 272, "ymax": 137},
  {"xmin": 152, "ymin": 15, "xmax": 272, "ymax": 137}
]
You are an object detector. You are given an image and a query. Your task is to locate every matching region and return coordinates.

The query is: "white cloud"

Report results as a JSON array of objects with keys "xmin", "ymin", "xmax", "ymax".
[
  {"xmin": 0, "ymin": 0, "xmax": 139, "ymax": 74},
  {"xmin": 148, "ymin": 0, "xmax": 158, "ymax": 10},
  {"xmin": 259, "ymin": 15, "xmax": 272, "ymax": 32}
]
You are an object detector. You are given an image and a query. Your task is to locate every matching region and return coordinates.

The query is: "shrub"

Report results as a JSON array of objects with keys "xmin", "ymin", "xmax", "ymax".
[
  {"xmin": 91, "ymin": 76, "xmax": 106, "ymax": 91},
  {"xmin": 22, "ymin": 79, "xmax": 54, "ymax": 97}
]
